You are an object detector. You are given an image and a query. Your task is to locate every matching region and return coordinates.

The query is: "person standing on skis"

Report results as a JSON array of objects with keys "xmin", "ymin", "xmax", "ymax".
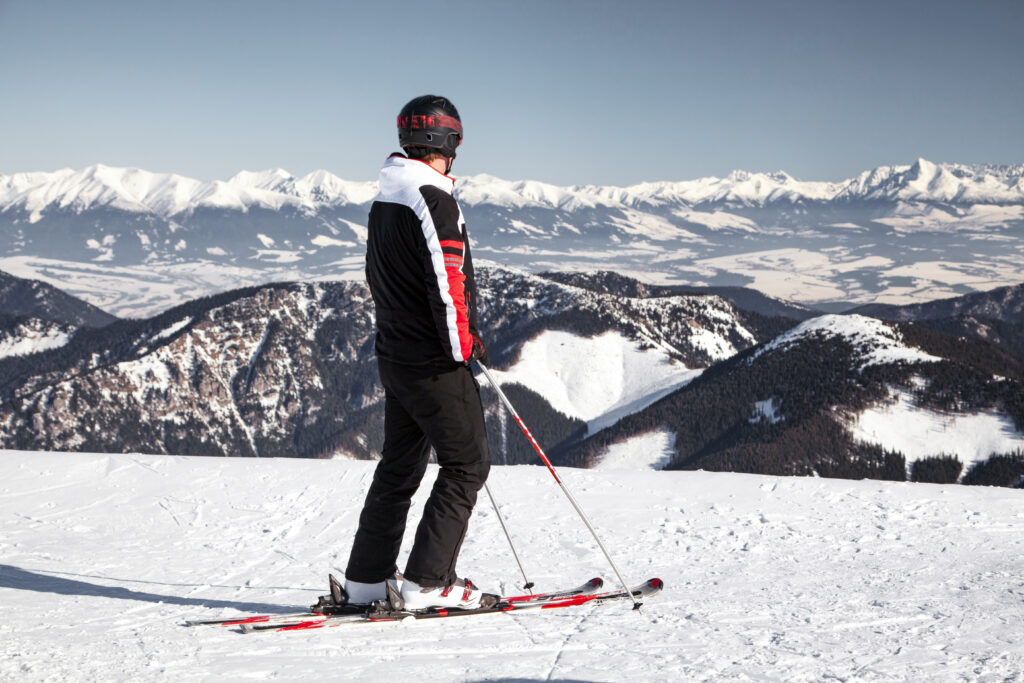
[{"xmin": 342, "ymin": 95, "xmax": 490, "ymax": 611}]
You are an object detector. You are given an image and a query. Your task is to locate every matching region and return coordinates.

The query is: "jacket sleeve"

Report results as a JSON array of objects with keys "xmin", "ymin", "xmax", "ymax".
[
  {"xmin": 463, "ymin": 229, "xmax": 480, "ymax": 340},
  {"xmin": 418, "ymin": 185, "xmax": 474, "ymax": 363}
]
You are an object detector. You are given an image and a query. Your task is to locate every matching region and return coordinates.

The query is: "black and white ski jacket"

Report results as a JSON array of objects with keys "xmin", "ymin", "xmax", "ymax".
[{"xmin": 365, "ymin": 153, "xmax": 480, "ymax": 366}]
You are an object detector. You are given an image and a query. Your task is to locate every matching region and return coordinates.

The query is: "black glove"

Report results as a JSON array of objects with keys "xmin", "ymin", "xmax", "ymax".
[{"xmin": 469, "ymin": 332, "xmax": 489, "ymax": 367}]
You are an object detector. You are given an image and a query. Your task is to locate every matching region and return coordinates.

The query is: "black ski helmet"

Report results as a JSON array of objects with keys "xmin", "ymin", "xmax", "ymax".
[{"xmin": 397, "ymin": 95, "xmax": 463, "ymax": 159}]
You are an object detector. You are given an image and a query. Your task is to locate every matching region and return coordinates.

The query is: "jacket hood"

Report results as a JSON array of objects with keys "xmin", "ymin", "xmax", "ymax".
[{"xmin": 376, "ymin": 154, "xmax": 455, "ymax": 201}]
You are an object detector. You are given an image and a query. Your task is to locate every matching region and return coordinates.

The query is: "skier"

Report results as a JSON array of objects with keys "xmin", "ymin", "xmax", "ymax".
[{"xmin": 341, "ymin": 95, "xmax": 491, "ymax": 611}]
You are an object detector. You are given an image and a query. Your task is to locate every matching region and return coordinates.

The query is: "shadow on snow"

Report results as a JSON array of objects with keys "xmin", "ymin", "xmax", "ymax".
[{"xmin": 0, "ymin": 564, "xmax": 307, "ymax": 615}]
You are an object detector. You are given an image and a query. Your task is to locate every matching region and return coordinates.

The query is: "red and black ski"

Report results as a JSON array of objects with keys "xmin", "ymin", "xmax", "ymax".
[
  {"xmin": 183, "ymin": 577, "xmax": 605, "ymax": 629},
  {"xmin": 242, "ymin": 578, "xmax": 663, "ymax": 634}
]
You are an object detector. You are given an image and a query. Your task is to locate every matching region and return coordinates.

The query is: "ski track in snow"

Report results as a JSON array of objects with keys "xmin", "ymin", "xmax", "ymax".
[{"xmin": 2, "ymin": 451, "xmax": 1023, "ymax": 682}]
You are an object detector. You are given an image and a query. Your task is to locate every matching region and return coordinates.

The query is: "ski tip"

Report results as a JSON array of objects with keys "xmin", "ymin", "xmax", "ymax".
[
  {"xmin": 588, "ymin": 577, "xmax": 603, "ymax": 588},
  {"xmin": 648, "ymin": 578, "xmax": 664, "ymax": 590}
]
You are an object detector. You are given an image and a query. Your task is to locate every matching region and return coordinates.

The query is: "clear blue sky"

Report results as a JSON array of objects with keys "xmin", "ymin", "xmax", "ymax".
[{"xmin": 1, "ymin": 0, "xmax": 1021, "ymax": 185}]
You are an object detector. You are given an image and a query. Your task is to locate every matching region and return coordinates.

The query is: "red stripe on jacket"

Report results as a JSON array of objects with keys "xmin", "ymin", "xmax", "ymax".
[
  {"xmin": 443, "ymin": 245, "xmax": 473, "ymax": 360},
  {"xmin": 423, "ymin": 199, "xmax": 471, "ymax": 363}
]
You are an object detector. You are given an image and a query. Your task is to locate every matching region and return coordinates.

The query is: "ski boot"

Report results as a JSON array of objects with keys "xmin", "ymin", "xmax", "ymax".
[
  {"xmin": 399, "ymin": 576, "xmax": 499, "ymax": 611},
  {"xmin": 312, "ymin": 570, "xmax": 404, "ymax": 615}
]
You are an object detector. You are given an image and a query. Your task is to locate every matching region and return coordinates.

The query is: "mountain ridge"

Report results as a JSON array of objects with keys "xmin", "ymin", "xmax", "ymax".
[
  {"xmin": 0, "ymin": 270, "xmax": 117, "ymax": 328},
  {"xmin": 851, "ymin": 282, "xmax": 1024, "ymax": 324},
  {"xmin": 560, "ymin": 312, "xmax": 1024, "ymax": 486},
  {"xmin": 4, "ymin": 159, "xmax": 1024, "ymax": 218},
  {"xmin": 850, "ymin": 282, "xmax": 1024, "ymax": 360},
  {"xmin": 0, "ymin": 266, "xmax": 767, "ymax": 463},
  {"xmin": 1, "ymin": 268, "xmax": 1022, "ymax": 487}
]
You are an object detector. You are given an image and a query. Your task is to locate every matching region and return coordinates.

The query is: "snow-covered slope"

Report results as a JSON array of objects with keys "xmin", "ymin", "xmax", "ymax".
[
  {"xmin": 749, "ymin": 314, "xmax": 942, "ymax": 367},
  {"xmin": 0, "ymin": 317, "xmax": 74, "ymax": 359},
  {"xmin": 748, "ymin": 315, "xmax": 1024, "ymax": 477},
  {"xmin": 0, "ymin": 282, "xmax": 381, "ymax": 459},
  {"xmin": 474, "ymin": 267, "xmax": 755, "ymax": 446},
  {"xmin": 565, "ymin": 313, "xmax": 1024, "ymax": 479},
  {"xmin": 478, "ymin": 265, "xmax": 758, "ymax": 369},
  {"xmin": 592, "ymin": 429, "xmax": 676, "ymax": 470},
  {"xmin": 849, "ymin": 390, "xmax": 1024, "ymax": 473},
  {"xmin": 489, "ymin": 329, "xmax": 701, "ymax": 433},
  {"xmin": 2, "ymin": 450, "xmax": 1022, "ymax": 682}
]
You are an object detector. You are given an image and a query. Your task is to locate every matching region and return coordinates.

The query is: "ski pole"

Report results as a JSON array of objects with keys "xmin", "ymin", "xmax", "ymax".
[
  {"xmin": 484, "ymin": 482, "xmax": 535, "ymax": 593},
  {"xmin": 476, "ymin": 362, "xmax": 643, "ymax": 611}
]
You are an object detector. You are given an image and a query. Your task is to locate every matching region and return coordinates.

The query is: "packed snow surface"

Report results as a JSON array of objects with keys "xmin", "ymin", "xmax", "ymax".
[
  {"xmin": 850, "ymin": 389, "xmax": 1024, "ymax": 473},
  {"xmin": 489, "ymin": 329, "xmax": 701, "ymax": 432},
  {"xmin": 2, "ymin": 451, "xmax": 1022, "ymax": 682}
]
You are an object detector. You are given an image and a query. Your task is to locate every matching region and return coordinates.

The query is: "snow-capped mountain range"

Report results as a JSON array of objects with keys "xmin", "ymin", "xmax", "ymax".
[
  {"xmin": 3, "ymin": 159, "xmax": 1022, "ymax": 217},
  {"xmin": 1, "ymin": 160, "xmax": 1022, "ymax": 317},
  {"xmin": 0, "ymin": 166, "xmax": 379, "ymax": 220}
]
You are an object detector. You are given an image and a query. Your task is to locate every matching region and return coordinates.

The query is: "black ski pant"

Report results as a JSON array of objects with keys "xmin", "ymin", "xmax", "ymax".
[{"xmin": 345, "ymin": 358, "xmax": 490, "ymax": 588}]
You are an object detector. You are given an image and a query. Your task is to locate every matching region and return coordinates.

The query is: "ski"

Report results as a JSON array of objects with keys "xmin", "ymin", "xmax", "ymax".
[
  {"xmin": 183, "ymin": 610, "xmax": 326, "ymax": 628},
  {"xmin": 183, "ymin": 576, "xmax": 604, "ymax": 629},
  {"xmin": 242, "ymin": 577, "xmax": 662, "ymax": 633}
]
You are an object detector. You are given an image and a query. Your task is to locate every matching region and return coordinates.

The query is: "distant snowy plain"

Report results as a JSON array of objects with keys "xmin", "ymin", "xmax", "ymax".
[
  {"xmin": 2, "ymin": 159, "xmax": 1023, "ymax": 317},
  {"xmin": 2, "ymin": 451, "xmax": 1022, "ymax": 682}
]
